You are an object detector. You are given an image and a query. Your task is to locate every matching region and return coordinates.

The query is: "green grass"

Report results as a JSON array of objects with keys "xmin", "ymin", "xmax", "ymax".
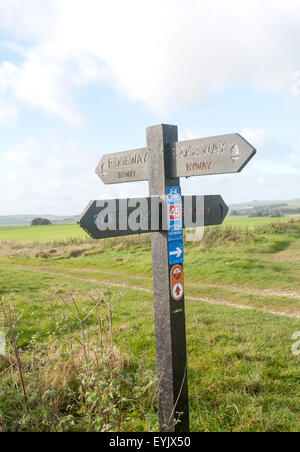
[
  {"xmin": 1, "ymin": 267, "xmax": 300, "ymax": 432},
  {"xmin": 0, "ymin": 215, "xmax": 292, "ymax": 243},
  {"xmin": 224, "ymin": 216, "xmax": 290, "ymax": 227},
  {"xmin": 0, "ymin": 223, "xmax": 86, "ymax": 242},
  {"xmin": 1, "ymin": 217, "xmax": 300, "ymax": 431}
]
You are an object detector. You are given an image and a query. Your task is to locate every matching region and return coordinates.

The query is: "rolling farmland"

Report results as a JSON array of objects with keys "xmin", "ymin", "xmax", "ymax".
[{"xmin": 1, "ymin": 217, "xmax": 300, "ymax": 431}]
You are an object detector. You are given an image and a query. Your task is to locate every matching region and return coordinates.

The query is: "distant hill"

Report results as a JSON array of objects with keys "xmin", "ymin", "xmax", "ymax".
[
  {"xmin": 1, "ymin": 198, "xmax": 300, "ymax": 226},
  {"xmin": 229, "ymin": 198, "xmax": 300, "ymax": 211},
  {"xmin": 0, "ymin": 214, "xmax": 79, "ymax": 227}
]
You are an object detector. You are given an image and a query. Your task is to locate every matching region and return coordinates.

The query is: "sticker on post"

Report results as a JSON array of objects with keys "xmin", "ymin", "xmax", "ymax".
[
  {"xmin": 170, "ymin": 264, "xmax": 184, "ymax": 302},
  {"xmin": 168, "ymin": 240, "xmax": 184, "ymax": 265},
  {"xmin": 166, "ymin": 186, "xmax": 183, "ymax": 242}
]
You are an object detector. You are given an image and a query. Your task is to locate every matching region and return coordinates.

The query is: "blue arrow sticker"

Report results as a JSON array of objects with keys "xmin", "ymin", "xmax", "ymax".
[{"xmin": 168, "ymin": 240, "xmax": 184, "ymax": 265}]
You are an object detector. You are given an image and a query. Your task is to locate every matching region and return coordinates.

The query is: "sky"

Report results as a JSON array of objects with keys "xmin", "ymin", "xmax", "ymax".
[{"xmin": 0, "ymin": 0, "xmax": 300, "ymax": 215}]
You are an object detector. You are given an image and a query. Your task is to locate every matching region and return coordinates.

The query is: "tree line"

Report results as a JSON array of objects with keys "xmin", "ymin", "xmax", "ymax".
[{"xmin": 231, "ymin": 205, "xmax": 300, "ymax": 218}]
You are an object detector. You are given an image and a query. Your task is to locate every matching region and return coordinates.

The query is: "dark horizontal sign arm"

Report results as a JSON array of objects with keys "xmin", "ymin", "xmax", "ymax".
[{"xmin": 78, "ymin": 195, "xmax": 228, "ymax": 239}]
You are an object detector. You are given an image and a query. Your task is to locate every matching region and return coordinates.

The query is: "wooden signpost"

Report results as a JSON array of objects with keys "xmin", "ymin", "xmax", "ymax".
[{"xmin": 79, "ymin": 124, "xmax": 256, "ymax": 432}]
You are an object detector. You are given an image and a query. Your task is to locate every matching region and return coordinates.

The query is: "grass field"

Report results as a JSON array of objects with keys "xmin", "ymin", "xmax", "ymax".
[
  {"xmin": 0, "ymin": 216, "xmax": 291, "ymax": 242},
  {"xmin": 0, "ymin": 223, "xmax": 86, "ymax": 242},
  {"xmin": 1, "ymin": 217, "xmax": 300, "ymax": 431},
  {"xmin": 225, "ymin": 216, "xmax": 291, "ymax": 227}
]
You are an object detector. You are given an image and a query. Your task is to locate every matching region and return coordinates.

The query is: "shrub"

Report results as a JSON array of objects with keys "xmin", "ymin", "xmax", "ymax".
[{"xmin": 31, "ymin": 218, "xmax": 52, "ymax": 226}]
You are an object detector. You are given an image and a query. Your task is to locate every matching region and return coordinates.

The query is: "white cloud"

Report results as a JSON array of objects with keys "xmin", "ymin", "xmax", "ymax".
[
  {"xmin": 0, "ymin": 0, "xmax": 300, "ymax": 122},
  {"xmin": 1, "ymin": 126, "xmax": 298, "ymax": 215},
  {"xmin": 0, "ymin": 57, "xmax": 83, "ymax": 125},
  {"xmin": 3, "ymin": 172, "xmax": 17, "ymax": 183},
  {"xmin": 0, "ymin": 100, "xmax": 18, "ymax": 126},
  {"xmin": 0, "ymin": 1, "xmax": 299, "ymax": 213},
  {"xmin": 0, "ymin": 0, "xmax": 56, "ymax": 41},
  {"xmin": 5, "ymin": 137, "xmax": 42, "ymax": 168},
  {"xmin": 242, "ymin": 127, "xmax": 299, "ymax": 175},
  {"xmin": 0, "ymin": 135, "xmax": 123, "ymax": 214}
]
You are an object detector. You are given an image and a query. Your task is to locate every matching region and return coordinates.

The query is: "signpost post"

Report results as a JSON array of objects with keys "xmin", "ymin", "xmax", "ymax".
[
  {"xmin": 79, "ymin": 124, "xmax": 256, "ymax": 432},
  {"xmin": 147, "ymin": 125, "xmax": 189, "ymax": 432}
]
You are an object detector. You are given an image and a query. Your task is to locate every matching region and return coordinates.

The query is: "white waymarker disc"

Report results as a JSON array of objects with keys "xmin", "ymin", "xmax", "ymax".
[{"xmin": 172, "ymin": 283, "xmax": 184, "ymax": 301}]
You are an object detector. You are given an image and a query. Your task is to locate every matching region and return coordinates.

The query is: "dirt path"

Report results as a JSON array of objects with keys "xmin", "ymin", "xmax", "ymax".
[
  {"xmin": 5, "ymin": 264, "xmax": 300, "ymax": 320},
  {"xmin": 8, "ymin": 262, "xmax": 300, "ymax": 300}
]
